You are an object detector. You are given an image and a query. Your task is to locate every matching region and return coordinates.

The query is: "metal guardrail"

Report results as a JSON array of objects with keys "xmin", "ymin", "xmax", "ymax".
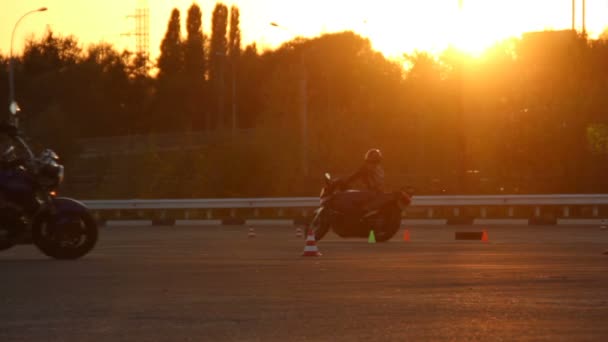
[
  {"xmin": 83, "ymin": 197, "xmax": 316, "ymax": 210},
  {"xmin": 82, "ymin": 194, "xmax": 608, "ymax": 210}
]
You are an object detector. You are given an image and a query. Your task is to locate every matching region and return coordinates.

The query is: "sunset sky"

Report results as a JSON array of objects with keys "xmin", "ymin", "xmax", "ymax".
[{"xmin": 2, "ymin": 0, "xmax": 608, "ymax": 60}]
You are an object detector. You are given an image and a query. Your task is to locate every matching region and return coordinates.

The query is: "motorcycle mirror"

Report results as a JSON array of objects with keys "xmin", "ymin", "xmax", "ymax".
[
  {"xmin": 2, "ymin": 146, "xmax": 15, "ymax": 158},
  {"xmin": 9, "ymin": 101, "xmax": 20, "ymax": 116}
]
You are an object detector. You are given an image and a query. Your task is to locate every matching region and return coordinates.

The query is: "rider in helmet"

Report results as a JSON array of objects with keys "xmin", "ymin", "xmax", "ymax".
[
  {"xmin": 341, "ymin": 148, "xmax": 393, "ymax": 215},
  {"xmin": 343, "ymin": 148, "xmax": 385, "ymax": 193}
]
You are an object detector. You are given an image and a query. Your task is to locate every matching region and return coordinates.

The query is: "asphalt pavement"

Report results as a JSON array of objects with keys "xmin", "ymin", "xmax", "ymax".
[{"xmin": 1, "ymin": 225, "xmax": 608, "ymax": 341}]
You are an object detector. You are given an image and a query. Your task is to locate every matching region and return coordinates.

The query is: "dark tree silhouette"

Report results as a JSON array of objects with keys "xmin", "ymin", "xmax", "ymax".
[
  {"xmin": 158, "ymin": 8, "xmax": 183, "ymax": 80},
  {"xmin": 156, "ymin": 8, "xmax": 185, "ymax": 132},
  {"xmin": 184, "ymin": 3, "xmax": 206, "ymax": 130},
  {"xmin": 237, "ymin": 43, "xmax": 262, "ymax": 128},
  {"xmin": 5, "ymin": 7, "xmax": 608, "ymax": 198},
  {"xmin": 210, "ymin": 3, "xmax": 229, "ymax": 129},
  {"xmin": 228, "ymin": 5, "xmax": 241, "ymax": 130}
]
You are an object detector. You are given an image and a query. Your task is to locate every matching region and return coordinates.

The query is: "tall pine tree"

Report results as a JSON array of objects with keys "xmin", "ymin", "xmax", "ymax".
[
  {"xmin": 156, "ymin": 8, "xmax": 184, "ymax": 132},
  {"xmin": 228, "ymin": 6, "xmax": 241, "ymax": 131},
  {"xmin": 158, "ymin": 8, "xmax": 183, "ymax": 80},
  {"xmin": 210, "ymin": 3, "xmax": 229, "ymax": 129},
  {"xmin": 185, "ymin": 3, "xmax": 206, "ymax": 130}
]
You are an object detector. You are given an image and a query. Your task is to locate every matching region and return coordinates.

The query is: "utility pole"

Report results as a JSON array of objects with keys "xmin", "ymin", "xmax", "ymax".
[
  {"xmin": 582, "ymin": 0, "xmax": 586, "ymax": 35},
  {"xmin": 571, "ymin": 0, "xmax": 586, "ymax": 34},
  {"xmin": 218, "ymin": 53, "xmax": 225, "ymax": 130},
  {"xmin": 572, "ymin": 0, "xmax": 576, "ymax": 31},
  {"xmin": 299, "ymin": 50, "xmax": 309, "ymax": 176},
  {"xmin": 231, "ymin": 55, "xmax": 237, "ymax": 136},
  {"xmin": 270, "ymin": 22, "xmax": 309, "ymax": 176},
  {"xmin": 456, "ymin": 0, "xmax": 467, "ymax": 194}
]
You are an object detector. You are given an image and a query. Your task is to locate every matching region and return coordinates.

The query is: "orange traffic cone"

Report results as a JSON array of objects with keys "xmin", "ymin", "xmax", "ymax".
[
  {"xmin": 403, "ymin": 229, "xmax": 411, "ymax": 242},
  {"xmin": 248, "ymin": 227, "xmax": 256, "ymax": 238},
  {"xmin": 295, "ymin": 226, "xmax": 304, "ymax": 238},
  {"xmin": 302, "ymin": 228, "xmax": 321, "ymax": 257},
  {"xmin": 481, "ymin": 229, "xmax": 489, "ymax": 243}
]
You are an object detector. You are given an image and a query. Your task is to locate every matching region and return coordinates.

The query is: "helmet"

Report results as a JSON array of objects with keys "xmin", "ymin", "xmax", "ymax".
[{"xmin": 364, "ymin": 148, "xmax": 382, "ymax": 163}]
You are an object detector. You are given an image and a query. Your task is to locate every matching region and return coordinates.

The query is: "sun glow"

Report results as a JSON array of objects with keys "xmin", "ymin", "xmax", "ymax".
[
  {"xmin": 449, "ymin": 1, "xmax": 537, "ymax": 56},
  {"xmin": 1, "ymin": 0, "xmax": 607, "ymax": 61},
  {"xmin": 365, "ymin": 0, "xmax": 597, "ymax": 58},
  {"xmin": 261, "ymin": 0, "xmax": 607, "ymax": 59}
]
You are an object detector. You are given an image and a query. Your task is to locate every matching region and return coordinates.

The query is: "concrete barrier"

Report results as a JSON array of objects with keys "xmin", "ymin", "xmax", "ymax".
[{"xmin": 474, "ymin": 219, "xmax": 530, "ymax": 225}]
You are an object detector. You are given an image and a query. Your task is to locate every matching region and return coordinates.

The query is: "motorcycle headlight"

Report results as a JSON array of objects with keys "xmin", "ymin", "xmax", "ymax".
[{"xmin": 39, "ymin": 161, "xmax": 64, "ymax": 186}]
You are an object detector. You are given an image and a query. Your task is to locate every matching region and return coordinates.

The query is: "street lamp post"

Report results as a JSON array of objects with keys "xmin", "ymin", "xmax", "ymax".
[
  {"xmin": 456, "ymin": 0, "xmax": 468, "ymax": 194},
  {"xmin": 8, "ymin": 7, "xmax": 47, "ymax": 119},
  {"xmin": 270, "ymin": 22, "xmax": 309, "ymax": 176},
  {"xmin": 216, "ymin": 51, "xmax": 226, "ymax": 130},
  {"xmin": 215, "ymin": 51, "xmax": 238, "ymax": 137},
  {"xmin": 230, "ymin": 53, "xmax": 237, "ymax": 136}
]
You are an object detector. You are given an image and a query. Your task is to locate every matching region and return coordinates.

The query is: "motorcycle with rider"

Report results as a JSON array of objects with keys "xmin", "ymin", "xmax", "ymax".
[
  {"xmin": 0, "ymin": 104, "xmax": 98, "ymax": 259},
  {"xmin": 311, "ymin": 148, "xmax": 412, "ymax": 242}
]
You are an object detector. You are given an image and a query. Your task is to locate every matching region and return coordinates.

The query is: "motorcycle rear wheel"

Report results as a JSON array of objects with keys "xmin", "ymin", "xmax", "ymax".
[
  {"xmin": 0, "ymin": 239, "xmax": 16, "ymax": 251},
  {"xmin": 0, "ymin": 227, "xmax": 19, "ymax": 251},
  {"xmin": 373, "ymin": 208, "xmax": 402, "ymax": 242}
]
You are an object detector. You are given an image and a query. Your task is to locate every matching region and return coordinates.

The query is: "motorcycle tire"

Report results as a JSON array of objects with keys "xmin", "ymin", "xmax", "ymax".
[
  {"xmin": 33, "ymin": 212, "xmax": 98, "ymax": 260},
  {"xmin": 0, "ymin": 226, "xmax": 19, "ymax": 251},
  {"xmin": 374, "ymin": 208, "xmax": 402, "ymax": 242},
  {"xmin": 0, "ymin": 239, "xmax": 16, "ymax": 251},
  {"xmin": 314, "ymin": 223, "xmax": 330, "ymax": 241},
  {"xmin": 313, "ymin": 214, "xmax": 330, "ymax": 241}
]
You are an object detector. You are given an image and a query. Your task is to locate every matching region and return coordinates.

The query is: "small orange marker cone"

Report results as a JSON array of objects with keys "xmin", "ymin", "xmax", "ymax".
[
  {"xmin": 403, "ymin": 229, "xmax": 411, "ymax": 242},
  {"xmin": 481, "ymin": 229, "xmax": 489, "ymax": 243},
  {"xmin": 295, "ymin": 226, "xmax": 304, "ymax": 238},
  {"xmin": 302, "ymin": 228, "xmax": 321, "ymax": 257},
  {"xmin": 248, "ymin": 227, "xmax": 256, "ymax": 238}
]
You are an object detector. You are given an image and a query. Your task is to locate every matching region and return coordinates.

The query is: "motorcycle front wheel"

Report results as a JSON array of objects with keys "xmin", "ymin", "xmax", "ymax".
[
  {"xmin": 311, "ymin": 209, "xmax": 330, "ymax": 241},
  {"xmin": 33, "ymin": 212, "xmax": 98, "ymax": 260}
]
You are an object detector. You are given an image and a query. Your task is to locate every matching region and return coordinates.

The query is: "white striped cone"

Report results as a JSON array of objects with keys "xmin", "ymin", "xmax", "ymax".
[
  {"xmin": 295, "ymin": 227, "xmax": 304, "ymax": 238},
  {"xmin": 248, "ymin": 227, "xmax": 256, "ymax": 238},
  {"xmin": 302, "ymin": 228, "xmax": 321, "ymax": 256}
]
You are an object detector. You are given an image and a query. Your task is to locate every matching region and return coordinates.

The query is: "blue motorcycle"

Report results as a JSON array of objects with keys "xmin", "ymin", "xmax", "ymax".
[{"xmin": 0, "ymin": 120, "xmax": 97, "ymax": 259}]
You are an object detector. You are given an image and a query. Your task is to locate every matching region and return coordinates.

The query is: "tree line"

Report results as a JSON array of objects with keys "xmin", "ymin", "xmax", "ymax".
[{"xmin": 1, "ymin": 3, "xmax": 608, "ymax": 197}]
